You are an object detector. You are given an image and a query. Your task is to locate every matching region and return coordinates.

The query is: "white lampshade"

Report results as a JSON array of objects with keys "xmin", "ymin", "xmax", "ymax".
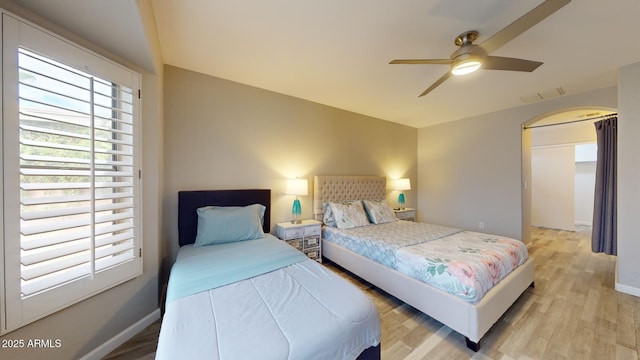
[
  {"xmin": 286, "ymin": 178, "xmax": 308, "ymax": 196},
  {"xmin": 394, "ymin": 178, "xmax": 411, "ymax": 191}
]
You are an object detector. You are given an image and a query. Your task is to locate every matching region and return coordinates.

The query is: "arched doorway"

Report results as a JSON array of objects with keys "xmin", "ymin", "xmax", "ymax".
[{"xmin": 521, "ymin": 107, "xmax": 616, "ymax": 244}]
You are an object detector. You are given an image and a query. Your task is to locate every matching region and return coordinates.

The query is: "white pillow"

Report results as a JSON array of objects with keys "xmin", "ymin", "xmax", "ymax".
[
  {"xmin": 329, "ymin": 200, "xmax": 370, "ymax": 229},
  {"xmin": 363, "ymin": 199, "xmax": 397, "ymax": 224}
]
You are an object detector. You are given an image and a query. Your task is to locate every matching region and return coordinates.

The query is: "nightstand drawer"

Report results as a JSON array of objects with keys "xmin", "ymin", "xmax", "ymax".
[
  {"xmin": 304, "ymin": 225, "xmax": 321, "ymax": 236},
  {"xmin": 281, "ymin": 228, "xmax": 304, "ymax": 239},
  {"xmin": 304, "ymin": 249, "xmax": 320, "ymax": 261},
  {"xmin": 304, "ymin": 236, "xmax": 320, "ymax": 248},
  {"xmin": 287, "ymin": 239, "xmax": 303, "ymax": 251},
  {"xmin": 396, "ymin": 212, "xmax": 412, "ymax": 220}
]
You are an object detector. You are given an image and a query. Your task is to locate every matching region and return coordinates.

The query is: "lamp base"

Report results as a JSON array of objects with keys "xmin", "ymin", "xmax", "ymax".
[
  {"xmin": 398, "ymin": 193, "xmax": 405, "ymax": 210},
  {"xmin": 291, "ymin": 199, "xmax": 302, "ymax": 224}
]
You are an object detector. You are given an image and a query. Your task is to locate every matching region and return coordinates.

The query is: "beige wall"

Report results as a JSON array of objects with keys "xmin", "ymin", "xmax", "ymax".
[
  {"xmin": 0, "ymin": 2, "xmax": 163, "ymax": 359},
  {"xmin": 417, "ymin": 86, "xmax": 617, "ymax": 240},
  {"xmin": 617, "ymin": 61, "xmax": 640, "ymax": 293},
  {"xmin": 418, "ymin": 108, "xmax": 524, "ymax": 238},
  {"xmin": 162, "ymin": 65, "xmax": 417, "ymax": 262}
]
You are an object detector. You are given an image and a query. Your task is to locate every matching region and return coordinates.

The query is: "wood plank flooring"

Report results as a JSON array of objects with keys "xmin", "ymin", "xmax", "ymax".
[{"xmin": 104, "ymin": 227, "xmax": 640, "ymax": 359}]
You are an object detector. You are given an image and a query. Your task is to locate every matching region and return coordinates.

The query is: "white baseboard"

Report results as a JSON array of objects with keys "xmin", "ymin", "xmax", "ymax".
[
  {"xmin": 614, "ymin": 265, "xmax": 640, "ymax": 297},
  {"xmin": 79, "ymin": 308, "xmax": 161, "ymax": 360},
  {"xmin": 574, "ymin": 220, "xmax": 592, "ymax": 226},
  {"xmin": 616, "ymin": 282, "xmax": 640, "ymax": 297}
]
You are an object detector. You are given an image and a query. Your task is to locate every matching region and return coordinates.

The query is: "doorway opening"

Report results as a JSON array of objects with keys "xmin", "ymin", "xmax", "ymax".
[{"xmin": 521, "ymin": 108, "xmax": 616, "ymax": 244}]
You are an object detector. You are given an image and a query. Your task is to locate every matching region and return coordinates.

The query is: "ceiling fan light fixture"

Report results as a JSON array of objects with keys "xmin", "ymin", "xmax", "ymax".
[{"xmin": 451, "ymin": 56, "xmax": 482, "ymax": 76}]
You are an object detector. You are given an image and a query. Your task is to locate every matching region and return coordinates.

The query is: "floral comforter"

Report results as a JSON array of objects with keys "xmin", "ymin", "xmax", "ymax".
[
  {"xmin": 323, "ymin": 222, "xmax": 528, "ymax": 303},
  {"xmin": 396, "ymin": 231, "xmax": 528, "ymax": 303}
]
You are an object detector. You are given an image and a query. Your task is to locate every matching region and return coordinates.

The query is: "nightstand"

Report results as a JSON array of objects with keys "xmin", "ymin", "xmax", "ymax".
[
  {"xmin": 394, "ymin": 208, "xmax": 416, "ymax": 222},
  {"xmin": 275, "ymin": 219, "xmax": 322, "ymax": 262}
]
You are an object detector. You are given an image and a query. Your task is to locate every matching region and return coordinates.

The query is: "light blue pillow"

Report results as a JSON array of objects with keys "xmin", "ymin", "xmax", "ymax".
[
  {"xmin": 194, "ymin": 204, "xmax": 265, "ymax": 246},
  {"xmin": 197, "ymin": 204, "xmax": 266, "ymax": 225}
]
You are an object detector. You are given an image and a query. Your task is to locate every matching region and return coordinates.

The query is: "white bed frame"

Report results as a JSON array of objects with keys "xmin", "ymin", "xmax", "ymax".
[{"xmin": 313, "ymin": 175, "xmax": 535, "ymax": 350}]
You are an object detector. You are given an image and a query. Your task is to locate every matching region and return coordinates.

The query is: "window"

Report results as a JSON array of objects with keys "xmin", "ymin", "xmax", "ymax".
[{"xmin": 2, "ymin": 14, "xmax": 142, "ymax": 332}]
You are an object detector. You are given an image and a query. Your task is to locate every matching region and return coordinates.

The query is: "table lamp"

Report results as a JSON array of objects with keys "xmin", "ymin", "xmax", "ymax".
[
  {"xmin": 394, "ymin": 178, "xmax": 411, "ymax": 210},
  {"xmin": 286, "ymin": 178, "xmax": 308, "ymax": 224}
]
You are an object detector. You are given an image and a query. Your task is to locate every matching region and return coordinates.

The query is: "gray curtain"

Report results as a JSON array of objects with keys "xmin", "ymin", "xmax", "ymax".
[{"xmin": 592, "ymin": 116, "xmax": 617, "ymax": 255}]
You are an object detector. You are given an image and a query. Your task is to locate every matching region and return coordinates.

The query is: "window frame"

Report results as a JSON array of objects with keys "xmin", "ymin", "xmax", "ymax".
[{"xmin": 1, "ymin": 12, "xmax": 143, "ymax": 333}]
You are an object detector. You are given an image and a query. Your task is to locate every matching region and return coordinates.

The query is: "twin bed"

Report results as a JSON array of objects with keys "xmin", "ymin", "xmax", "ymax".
[
  {"xmin": 156, "ymin": 190, "xmax": 381, "ymax": 360},
  {"xmin": 157, "ymin": 179, "xmax": 534, "ymax": 358}
]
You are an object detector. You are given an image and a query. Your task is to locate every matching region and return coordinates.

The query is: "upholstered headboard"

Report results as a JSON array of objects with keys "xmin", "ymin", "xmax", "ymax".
[
  {"xmin": 313, "ymin": 175, "xmax": 386, "ymax": 221},
  {"xmin": 178, "ymin": 189, "xmax": 271, "ymax": 247}
]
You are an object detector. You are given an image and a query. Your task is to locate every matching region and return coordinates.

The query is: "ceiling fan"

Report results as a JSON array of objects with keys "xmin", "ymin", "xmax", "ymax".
[{"xmin": 390, "ymin": 0, "xmax": 571, "ymax": 97}]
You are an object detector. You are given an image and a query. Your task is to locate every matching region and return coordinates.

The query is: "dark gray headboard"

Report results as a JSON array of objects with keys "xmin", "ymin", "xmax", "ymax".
[{"xmin": 177, "ymin": 189, "xmax": 271, "ymax": 247}]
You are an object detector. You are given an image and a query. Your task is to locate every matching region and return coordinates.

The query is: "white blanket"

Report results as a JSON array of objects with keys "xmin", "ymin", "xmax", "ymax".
[{"xmin": 156, "ymin": 259, "xmax": 380, "ymax": 360}]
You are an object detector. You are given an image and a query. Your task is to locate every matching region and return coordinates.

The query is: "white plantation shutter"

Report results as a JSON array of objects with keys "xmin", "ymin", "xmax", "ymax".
[
  {"xmin": 19, "ymin": 48, "xmax": 137, "ymax": 296},
  {"xmin": 2, "ymin": 15, "xmax": 142, "ymax": 331}
]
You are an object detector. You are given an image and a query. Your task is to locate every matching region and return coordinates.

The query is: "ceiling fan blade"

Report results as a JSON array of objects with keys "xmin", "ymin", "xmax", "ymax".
[
  {"xmin": 480, "ymin": 0, "xmax": 571, "ymax": 54},
  {"xmin": 483, "ymin": 56, "xmax": 543, "ymax": 72},
  {"xmin": 390, "ymin": 59, "xmax": 452, "ymax": 65},
  {"xmin": 419, "ymin": 72, "xmax": 452, "ymax": 97}
]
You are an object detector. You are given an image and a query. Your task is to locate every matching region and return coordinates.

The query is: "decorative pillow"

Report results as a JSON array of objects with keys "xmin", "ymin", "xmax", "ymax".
[
  {"xmin": 194, "ymin": 204, "xmax": 265, "ymax": 246},
  {"xmin": 363, "ymin": 199, "xmax": 397, "ymax": 224},
  {"xmin": 329, "ymin": 200, "xmax": 370, "ymax": 229},
  {"xmin": 322, "ymin": 202, "xmax": 337, "ymax": 227}
]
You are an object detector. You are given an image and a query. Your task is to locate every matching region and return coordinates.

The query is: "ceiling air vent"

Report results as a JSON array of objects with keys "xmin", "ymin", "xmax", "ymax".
[{"xmin": 520, "ymin": 87, "xmax": 565, "ymax": 104}]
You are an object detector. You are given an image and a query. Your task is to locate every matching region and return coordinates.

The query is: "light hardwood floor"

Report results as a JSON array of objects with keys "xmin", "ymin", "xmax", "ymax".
[{"xmin": 104, "ymin": 227, "xmax": 640, "ymax": 360}]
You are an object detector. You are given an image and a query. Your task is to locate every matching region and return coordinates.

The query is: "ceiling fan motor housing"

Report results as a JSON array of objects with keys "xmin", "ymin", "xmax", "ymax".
[{"xmin": 450, "ymin": 44, "xmax": 485, "ymax": 61}]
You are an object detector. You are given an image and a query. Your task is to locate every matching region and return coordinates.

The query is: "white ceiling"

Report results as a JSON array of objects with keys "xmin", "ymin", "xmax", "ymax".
[{"xmin": 9, "ymin": 0, "xmax": 640, "ymax": 128}]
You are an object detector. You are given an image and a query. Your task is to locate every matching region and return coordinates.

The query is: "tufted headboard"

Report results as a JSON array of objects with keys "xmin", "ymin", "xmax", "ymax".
[{"xmin": 313, "ymin": 175, "xmax": 387, "ymax": 221}]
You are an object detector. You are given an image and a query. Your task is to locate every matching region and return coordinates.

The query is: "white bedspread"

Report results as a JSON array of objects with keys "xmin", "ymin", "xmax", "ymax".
[{"xmin": 156, "ymin": 259, "xmax": 380, "ymax": 360}]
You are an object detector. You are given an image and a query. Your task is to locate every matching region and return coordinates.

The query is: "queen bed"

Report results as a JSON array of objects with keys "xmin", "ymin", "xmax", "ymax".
[
  {"xmin": 156, "ymin": 189, "xmax": 381, "ymax": 360},
  {"xmin": 313, "ymin": 176, "xmax": 535, "ymax": 351}
]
